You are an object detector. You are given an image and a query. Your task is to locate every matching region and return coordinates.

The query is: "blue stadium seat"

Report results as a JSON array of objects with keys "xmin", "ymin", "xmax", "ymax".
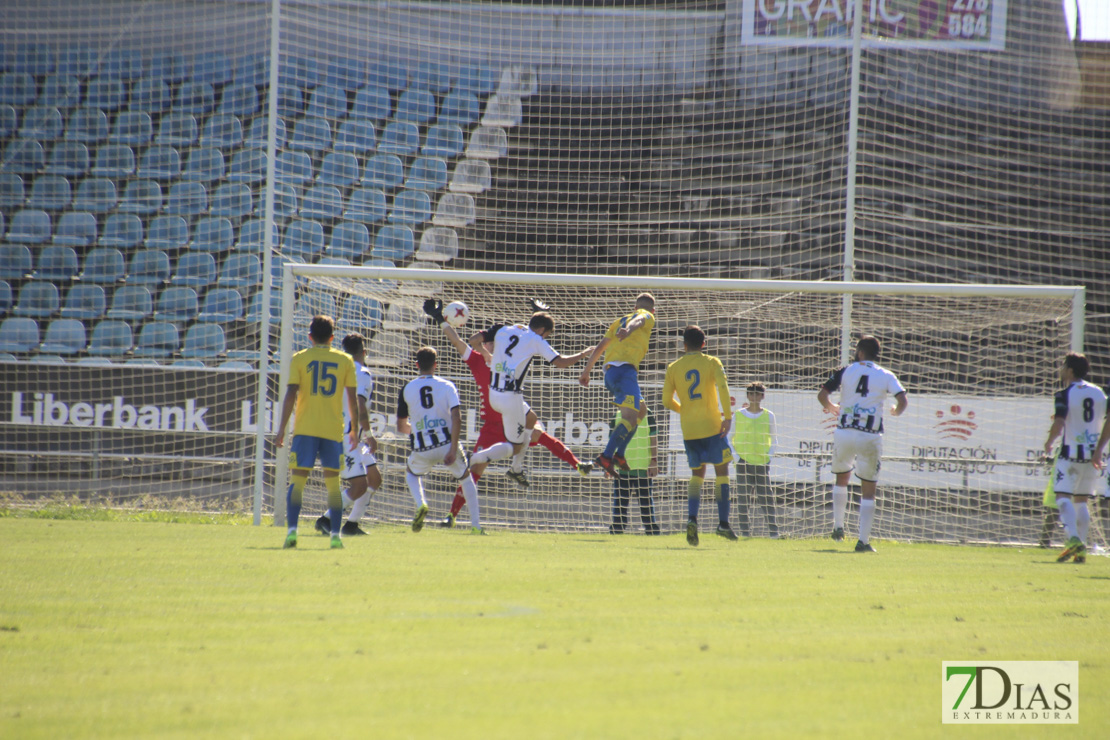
[
  {"xmin": 342, "ymin": 188, "xmax": 387, "ymax": 224},
  {"xmin": 79, "ymin": 248, "xmax": 126, "ymax": 284},
  {"xmin": 244, "ymin": 116, "xmax": 286, "ymax": 149},
  {"xmin": 10, "ymin": 43, "xmax": 56, "ymax": 77},
  {"xmin": 0, "ymin": 280, "xmax": 9, "ymax": 314},
  {"xmin": 26, "ymin": 175, "xmax": 72, "ymax": 210},
  {"xmin": 0, "ymin": 317, "xmax": 40, "ymax": 353},
  {"xmin": 182, "ymin": 147, "xmax": 226, "ymax": 183},
  {"xmin": 64, "ymin": 107, "xmax": 109, "ymax": 143},
  {"xmin": 154, "ymin": 112, "xmax": 198, "ymax": 146},
  {"xmin": 275, "ymin": 150, "xmax": 313, "ymax": 185},
  {"xmin": 12, "ymin": 281, "xmax": 60, "ymax": 318},
  {"xmin": 410, "ymin": 62, "xmax": 453, "ymax": 95},
  {"xmin": 438, "ymin": 90, "xmax": 480, "ymax": 126},
  {"xmin": 325, "ymin": 221, "xmax": 370, "ymax": 261},
  {"xmin": 154, "ymin": 285, "xmax": 199, "ymax": 321},
  {"xmin": 0, "ymin": 173, "xmax": 24, "ymax": 208},
  {"xmin": 198, "ymin": 288, "xmax": 244, "ymax": 323},
  {"xmin": 387, "ymin": 189, "xmax": 431, "ymax": 226},
  {"xmin": 281, "ymin": 56, "xmax": 321, "ymax": 88},
  {"xmin": 0, "ymin": 104, "xmax": 16, "ymax": 138},
  {"xmin": 453, "ymin": 64, "xmax": 498, "ymax": 97},
  {"xmin": 190, "ymin": 217, "xmax": 234, "ymax": 253},
  {"xmin": 102, "ymin": 49, "xmax": 143, "ymax": 81},
  {"xmin": 333, "ymin": 118, "xmax": 376, "ymax": 156},
  {"xmin": 117, "ymin": 179, "xmax": 162, "ymax": 215},
  {"xmin": 322, "ymin": 59, "xmax": 365, "ymax": 92},
  {"xmin": 289, "ymin": 116, "xmax": 332, "ymax": 153},
  {"xmin": 170, "ymin": 252, "xmax": 217, "ymax": 287},
  {"xmin": 217, "ymin": 253, "xmax": 262, "ymax": 289},
  {"xmin": 233, "ymin": 55, "xmax": 267, "ymax": 87},
  {"xmin": 235, "ymin": 219, "xmax": 278, "ymax": 253},
  {"xmin": 163, "ymin": 181, "xmax": 208, "ymax": 216},
  {"xmin": 99, "ymin": 213, "xmax": 143, "ymax": 249},
  {"xmin": 403, "ymin": 156, "xmax": 448, "ymax": 192},
  {"xmin": 85, "ymin": 77, "xmax": 126, "ymax": 111},
  {"xmin": 59, "ymin": 284, "xmax": 106, "ymax": 320},
  {"xmin": 71, "ymin": 177, "xmax": 117, "ymax": 213},
  {"xmin": 37, "ymin": 74, "xmax": 82, "ymax": 111},
  {"xmin": 56, "ymin": 46, "xmax": 99, "ymax": 78},
  {"xmin": 217, "ymin": 83, "xmax": 259, "ymax": 117},
  {"xmin": 376, "ymin": 121, "xmax": 420, "ymax": 156},
  {"xmin": 109, "ymin": 110, "xmax": 153, "ymax": 146},
  {"xmin": 85, "ymin": 319, "xmax": 133, "ymax": 356},
  {"xmin": 44, "ymin": 141, "xmax": 89, "ymax": 177},
  {"xmin": 6, "ymin": 209, "xmax": 51, "ymax": 244},
  {"xmin": 190, "ymin": 53, "xmax": 232, "ymax": 87},
  {"xmin": 295, "ymin": 292, "xmax": 337, "ymax": 322},
  {"xmin": 143, "ymin": 216, "xmax": 189, "ymax": 251},
  {"xmin": 148, "ymin": 53, "xmax": 190, "ymax": 84},
  {"xmin": 226, "ymin": 148, "xmax": 266, "ymax": 185},
  {"xmin": 373, "ymin": 224, "xmax": 416, "ymax": 261},
  {"xmin": 316, "ymin": 152, "xmax": 360, "ymax": 188},
  {"xmin": 19, "ymin": 106, "xmax": 64, "ymax": 141},
  {"xmin": 38, "ymin": 318, "xmax": 87, "ymax": 355},
  {"xmin": 245, "ymin": 291, "xmax": 281, "ymax": 324},
  {"xmin": 0, "ymin": 246, "xmax": 32, "ymax": 280},
  {"xmin": 128, "ymin": 76, "xmax": 170, "ymax": 115},
  {"xmin": 282, "ymin": 219, "xmax": 325, "ymax": 261},
  {"xmin": 395, "ymin": 88, "xmax": 436, "ymax": 124},
  {"xmin": 306, "ymin": 85, "xmax": 348, "ymax": 120},
  {"xmin": 199, "ymin": 114, "xmax": 243, "ymax": 148},
  {"xmin": 367, "ymin": 60, "xmax": 409, "ymax": 93},
  {"xmin": 209, "ymin": 183, "xmax": 253, "ymax": 218},
  {"xmin": 421, "ymin": 123, "xmax": 465, "ymax": 158},
  {"xmin": 33, "ymin": 245, "xmax": 79, "ymax": 281},
  {"xmin": 132, "ymin": 321, "xmax": 180, "ymax": 358},
  {"xmin": 300, "ymin": 185, "xmax": 343, "ymax": 220},
  {"xmin": 136, "ymin": 145, "xmax": 182, "ymax": 181},
  {"xmin": 270, "ymin": 182, "xmax": 299, "ymax": 219},
  {"xmin": 105, "ymin": 285, "xmax": 153, "ymax": 321},
  {"xmin": 337, "ymin": 295, "xmax": 383, "ymax": 334},
  {"xmin": 52, "ymin": 211, "xmax": 98, "ymax": 247},
  {"xmin": 175, "ymin": 81, "xmax": 216, "ymax": 115},
  {"xmin": 181, "ymin": 323, "xmax": 226, "ymax": 359},
  {"xmin": 125, "ymin": 248, "xmax": 172, "ymax": 285},
  {"xmin": 361, "ymin": 153, "xmax": 404, "ymax": 189},
  {"xmin": 0, "ymin": 72, "xmax": 37, "ymax": 106},
  {"xmin": 2, "ymin": 139, "xmax": 45, "ymax": 175},
  {"xmin": 432, "ymin": 192, "xmax": 477, "ymax": 227},
  {"xmin": 90, "ymin": 143, "xmax": 135, "ymax": 178},
  {"xmin": 277, "ymin": 84, "xmax": 304, "ymax": 117},
  {"xmin": 351, "ymin": 85, "xmax": 392, "ymax": 121}
]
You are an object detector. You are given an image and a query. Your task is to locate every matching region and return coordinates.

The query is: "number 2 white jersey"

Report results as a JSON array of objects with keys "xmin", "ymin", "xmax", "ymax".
[
  {"xmin": 343, "ymin": 362, "xmax": 374, "ymax": 437},
  {"xmin": 397, "ymin": 374, "xmax": 460, "ymax": 452},
  {"xmin": 822, "ymin": 361, "xmax": 906, "ymax": 434},
  {"xmin": 1053, "ymin": 380, "xmax": 1108, "ymax": 462},
  {"xmin": 488, "ymin": 324, "xmax": 559, "ymax": 394}
]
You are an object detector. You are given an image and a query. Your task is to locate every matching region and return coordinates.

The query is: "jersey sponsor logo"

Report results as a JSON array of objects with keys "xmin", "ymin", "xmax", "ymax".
[{"xmin": 414, "ymin": 416, "xmax": 448, "ymax": 431}]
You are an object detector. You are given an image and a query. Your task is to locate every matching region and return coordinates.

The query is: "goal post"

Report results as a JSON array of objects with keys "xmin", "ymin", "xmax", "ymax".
[{"xmin": 264, "ymin": 264, "xmax": 1089, "ymax": 546}]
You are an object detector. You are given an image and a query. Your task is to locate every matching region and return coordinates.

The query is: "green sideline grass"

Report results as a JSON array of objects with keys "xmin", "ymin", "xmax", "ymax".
[{"xmin": 0, "ymin": 517, "xmax": 1106, "ymax": 739}]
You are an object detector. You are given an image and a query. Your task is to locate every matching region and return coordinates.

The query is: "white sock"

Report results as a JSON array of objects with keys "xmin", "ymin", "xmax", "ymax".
[
  {"xmin": 858, "ymin": 498, "xmax": 876, "ymax": 544},
  {"xmin": 832, "ymin": 486, "xmax": 848, "ymax": 529},
  {"xmin": 1076, "ymin": 501, "xmax": 1090, "ymax": 544},
  {"xmin": 470, "ymin": 442, "xmax": 513, "ymax": 466},
  {"xmin": 1057, "ymin": 497, "xmax": 1078, "ymax": 539},
  {"xmin": 510, "ymin": 447, "xmax": 527, "ymax": 474},
  {"xmin": 406, "ymin": 471, "xmax": 426, "ymax": 508},
  {"xmin": 461, "ymin": 476, "xmax": 480, "ymax": 528},
  {"xmin": 348, "ymin": 490, "xmax": 372, "ymax": 523},
  {"xmin": 341, "ymin": 490, "xmax": 353, "ymax": 510}
]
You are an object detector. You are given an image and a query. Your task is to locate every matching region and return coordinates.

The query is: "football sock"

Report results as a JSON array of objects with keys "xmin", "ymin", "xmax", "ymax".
[
  {"xmin": 535, "ymin": 432, "xmax": 578, "ymax": 467},
  {"xmin": 286, "ymin": 473, "xmax": 308, "ymax": 531},
  {"xmin": 461, "ymin": 475, "xmax": 480, "ymax": 528},
  {"xmin": 715, "ymin": 477, "xmax": 730, "ymax": 525},
  {"xmin": 341, "ymin": 490, "xmax": 353, "ymax": 510},
  {"xmin": 687, "ymin": 477, "xmax": 702, "ymax": 519},
  {"xmin": 1057, "ymin": 497, "xmax": 1078, "ymax": 539},
  {"xmin": 510, "ymin": 447, "xmax": 527, "ymax": 474},
  {"xmin": 449, "ymin": 490, "xmax": 467, "ymax": 518},
  {"xmin": 832, "ymin": 486, "xmax": 848, "ymax": 529},
  {"xmin": 603, "ymin": 418, "xmax": 635, "ymax": 459},
  {"xmin": 471, "ymin": 442, "xmax": 512, "ymax": 465},
  {"xmin": 1076, "ymin": 501, "xmax": 1090, "ymax": 544},
  {"xmin": 325, "ymin": 476, "xmax": 343, "ymax": 535},
  {"xmin": 348, "ymin": 489, "xmax": 371, "ymax": 523},
  {"xmin": 858, "ymin": 498, "xmax": 876, "ymax": 544},
  {"xmin": 406, "ymin": 470, "xmax": 426, "ymax": 508}
]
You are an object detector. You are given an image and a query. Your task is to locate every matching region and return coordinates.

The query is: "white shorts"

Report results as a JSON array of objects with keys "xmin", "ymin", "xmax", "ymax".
[
  {"xmin": 489, "ymin": 389, "xmax": 531, "ymax": 445},
  {"xmin": 340, "ymin": 442, "xmax": 378, "ymax": 481},
  {"xmin": 1054, "ymin": 458, "xmax": 1099, "ymax": 497},
  {"xmin": 831, "ymin": 428, "xmax": 883, "ymax": 482},
  {"xmin": 406, "ymin": 442, "xmax": 470, "ymax": 479}
]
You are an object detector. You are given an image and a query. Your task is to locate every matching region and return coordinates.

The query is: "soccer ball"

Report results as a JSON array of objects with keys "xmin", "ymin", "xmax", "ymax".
[{"xmin": 444, "ymin": 301, "xmax": 470, "ymax": 328}]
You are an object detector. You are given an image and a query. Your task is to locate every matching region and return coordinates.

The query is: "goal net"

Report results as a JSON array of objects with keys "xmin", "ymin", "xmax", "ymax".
[{"xmin": 276, "ymin": 264, "xmax": 1096, "ymax": 547}]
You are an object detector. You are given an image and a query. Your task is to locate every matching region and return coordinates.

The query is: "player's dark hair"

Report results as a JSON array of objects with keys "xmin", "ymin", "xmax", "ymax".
[
  {"xmin": 635, "ymin": 292, "xmax": 655, "ymax": 311},
  {"xmin": 528, "ymin": 312, "xmax": 554, "ymax": 333},
  {"xmin": 682, "ymin": 325, "xmax": 705, "ymax": 350},
  {"xmin": 1064, "ymin": 352, "xmax": 1090, "ymax": 379},
  {"xmin": 341, "ymin": 333, "xmax": 365, "ymax": 356},
  {"xmin": 309, "ymin": 315, "xmax": 335, "ymax": 343},
  {"xmin": 416, "ymin": 346, "xmax": 437, "ymax": 372},
  {"xmin": 482, "ymin": 324, "xmax": 504, "ymax": 343},
  {"xmin": 747, "ymin": 381, "xmax": 766, "ymax": 394},
  {"xmin": 856, "ymin": 335, "xmax": 881, "ymax": 360}
]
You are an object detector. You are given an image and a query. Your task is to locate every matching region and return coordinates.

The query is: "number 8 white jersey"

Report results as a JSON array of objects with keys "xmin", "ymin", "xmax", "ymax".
[
  {"xmin": 822, "ymin": 361, "xmax": 906, "ymax": 434},
  {"xmin": 397, "ymin": 374, "xmax": 460, "ymax": 451},
  {"xmin": 1053, "ymin": 380, "xmax": 1108, "ymax": 462}
]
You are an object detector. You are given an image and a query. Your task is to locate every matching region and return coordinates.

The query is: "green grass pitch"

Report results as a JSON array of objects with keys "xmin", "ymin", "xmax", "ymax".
[{"xmin": 1, "ymin": 516, "xmax": 1107, "ymax": 739}]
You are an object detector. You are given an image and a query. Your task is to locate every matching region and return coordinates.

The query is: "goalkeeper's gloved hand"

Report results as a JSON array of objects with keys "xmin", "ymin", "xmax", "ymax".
[
  {"xmin": 529, "ymin": 298, "xmax": 550, "ymax": 313},
  {"xmin": 423, "ymin": 298, "xmax": 445, "ymax": 325}
]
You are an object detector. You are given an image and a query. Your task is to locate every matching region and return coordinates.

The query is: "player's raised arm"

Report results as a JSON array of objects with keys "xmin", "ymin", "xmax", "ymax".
[
  {"xmin": 615, "ymin": 311, "xmax": 650, "ymax": 340},
  {"xmin": 552, "ymin": 345, "xmax": 593, "ymax": 369},
  {"xmin": 578, "ymin": 337, "xmax": 611, "ymax": 386}
]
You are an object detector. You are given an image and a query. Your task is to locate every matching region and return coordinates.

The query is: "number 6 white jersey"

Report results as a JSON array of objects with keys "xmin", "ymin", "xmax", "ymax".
[
  {"xmin": 397, "ymin": 374, "xmax": 460, "ymax": 452},
  {"xmin": 488, "ymin": 324, "xmax": 559, "ymax": 394},
  {"xmin": 1053, "ymin": 380, "xmax": 1108, "ymax": 462},
  {"xmin": 822, "ymin": 361, "xmax": 906, "ymax": 434}
]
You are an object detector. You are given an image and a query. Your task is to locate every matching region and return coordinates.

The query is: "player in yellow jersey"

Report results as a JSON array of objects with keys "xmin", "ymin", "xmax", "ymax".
[
  {"xmin": 273, "ymin": 315, "xmax": 359, "ymax": 550},
  {"xmin": 579, "ymin": 292, "xmax": 655, "ymax": 477},
  {"xmin": 662, "ymin": 325, "xmax": 738, "ymax": 546}
]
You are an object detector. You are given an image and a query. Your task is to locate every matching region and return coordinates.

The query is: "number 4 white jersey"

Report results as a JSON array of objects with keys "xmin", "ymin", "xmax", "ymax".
[
  {"xmin": 343, "ymin": 362, "xmax": 374, "ymax": 437},
  {"xmin": 397, "ymin": 374, "xmax": 460, "ymax": 451},
  {"xmin": 489, "ymin": 324, "xmax": 559, "ymax": 394},
  {"xmin": 823, "ymin": 361, "xmax": 906, "ymax": 434},
  {"xmin": 1053, "ymin": 380, "xmax": 1109, "ymax": 462}
]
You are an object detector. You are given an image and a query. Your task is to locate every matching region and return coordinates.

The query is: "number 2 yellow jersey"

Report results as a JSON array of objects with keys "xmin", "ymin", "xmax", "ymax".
[
  {"xmin": 662, "ymin": 351, "xmax": 732, "ymax": 440},
  {"xmin": 288, "ymin": 345, "xmax": 357, "ymax": 442},
  {"xmin": 603, "ymin": 308, "xmax": 655, "ymax": 369}
]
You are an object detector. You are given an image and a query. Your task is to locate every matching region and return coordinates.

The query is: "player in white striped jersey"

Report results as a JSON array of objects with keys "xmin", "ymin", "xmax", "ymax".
[
  {"xmin": 817, "ymin": 335, "xmax": 908, "ymax": 552},
  {"xmin": 1043, "ymin": 353, "xmax": 1108, "ymax": 563},
  {"xmin": 396, "ymin": 346, "xmax": 481, "ymax": 533},
  {"xmin": 473, "ymin": 311, "xmax": 592, "ymax": 488},
  {"xmin": 314, "ymin": 333, "xmax": 380, "ymax": 537}
]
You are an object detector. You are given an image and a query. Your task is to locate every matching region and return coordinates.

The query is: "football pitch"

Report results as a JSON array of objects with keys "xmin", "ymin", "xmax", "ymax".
[{"xmin": 1, "ymin": 517, "xmax": 1107, "ymax": 739}]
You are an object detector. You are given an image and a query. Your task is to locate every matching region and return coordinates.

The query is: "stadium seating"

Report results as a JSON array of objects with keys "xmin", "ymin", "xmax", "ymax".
[
  {"xmin": 282, "ymin": 219, "xmax": 325, "ymax": 261},
  {"xmin": 337, "ymin": 295, "xmax": 383, "ymax": 334},
  {"xmin": 85, "ymin": 319, "xmax": 133, "ymax": 356},
  {"xmin": 38, "ymin": 318, "xmax": 86, "ymax": 355},
  {"xmin": 199, "ymin": 114, "xmax": 243, "ymax": 148},
  {"xmin": 0, "ymin": 317, "xmax": 40, "ymax": 353},
  {"xmin": 226, "ymin": 148, "xmax": 266, "ymax": 184},
  {"xmin": 52, "ymin": 211, "xmax": 98, "ymax": 246},
  {"xmin": 0, "ymin": 105, "xmax": 15, "ymax": 138},
  {"xmin": 209, "ymin": 183, "xmax": 253, "ymax": 218},
  {"xmin": 6, "ymin": 209, "xmax": 52, "ymax": 244},
  {"xmin": 117, "ymin": 179, "xmax": 163, "ymax": 215},
  {"xmin": 105, "ymin": 285, "xmax": 153, "ymax": 321},
  {"xmin": 465, "ymin": 125, "xmax": 508, "ymax": 159},
  {"xmin": 361, "ymin": 154, "xmax": 404, "ymax": 189},
  {"xmin": 416, "ymin": 226, "xmax": 459, "ymax": 262},
  {"xmin": 0, "ymin": 245, "xmax": 33, "ymax": 279},
  {"xmin": 234, "ymin": 219, "xmax": 278, "ymax": 252},
  {"xmin": 306, "ymin": 85, "xmax": 348, "ymax": 119},
  {"xmin": 290, "ymin": 116, "xmax": 332, "ymax": 153},
  {"xmin": 277, "ymin": 84, "xmax": 304, "ymax": 117},
  {"xmin": 270, "ymin": 183, "xmax": 299, "ymax": 219},
  {"xmin": 388, "ymin": 189, "xmax": 431, "ymax": 226},
  {"xmin": 154, "ymin": 286, "xmax": 199, "ymax": 322},
  {"xmin": 109, "ymin": 110, "xmax": 153, "ymax": 146},
  {"xmin": 137, "ymin": 145, "xmax": 182, "ymax": 180},
  {"xmin": 149, "ymin": 52, "xmax": 190, "ymax": 84},
  {"xmin": 0, "ymin": 72, "xmax": 37, "ymax": 106},
  {"xmin": 373, "ymin": 224, "xmax": 415, "ymax": 261},
  {"xmin": 70, "ymin": 177, "xmax": 117, "ymax": 213},
  {"xmin": 411, "ymin": 62, "xmax": 453, "ymax": 95},
  {"xmin": 175, "ymin": 81, "xmax": 215, "ymax": 115},
  {"xmin": 197, "ymin": 288, "xmax": 244, "ymax": 323},
  {"xmin": 342, "ymin": 187, "xmax": 387, "ymax": 224},
  {"xmin": 395, "ymin": 88, "xmax": 436, "ymax": 124},
  {"xmin": 481, "ymin": 94, "xmax": 523, "ymax": 127},
  {"xmin": 59, "ymin": 284, "xmax": 106, "ymax": 320},
  {"xmin": 217, "ymin": 83, "xmax": 259, "ymax": 117},
  {"xmin": 143, "ymin": 216, "xmax": 189, "ymax": 251},
  {"xmin": 44, "ymin": 141, "xmax": 89, "ymax": 177},
  {"xmin": 368, "ymin": 60, "xmax": 408, "ymax": 93},
  {"xmin": 132, "ymin": 321, "xmax": 180, "ymax": 358},
  {"xmin": 449, "ymin": 159, "xmax": 491, "ymax": 193},
  {"xmin": 217, "ymin": 253, "xmax": 262, "ymax": 289},
  {"xmin": 26, "ymin": 175, "xmax": 72, "ymax": 210},
  {"xmin": 85, "ymin": 77, "xmax": 125, "ymax": 111},
  {"xmin": 164, "ymin": 181, "xmax": 208, "ymax": 216},
  {"xmin": 300, "ymin": 186, "xmax": 343, "ymax": 220},
  {"xmin": 129, "ymin": 76, "xmax": 170, "ymax": 115},
  {"xmin": 170, "ymin": 252, "xmax": 217, "ymax": 287},
  {"xmin": 79, "ymin": 248, "xmax": 126, "ymax": 284},
  {"xmin": 376, "ymin": 121, "xmax": 420, "ymax": 155},
  {"xmin": 316, "ymin": 152, "xmax": 360, "ymax": 187},
  {"xmin": 0, "ymin": 281, "xmax": 11, "ymax": 314},
  {"xmin": 19, "ymin": 105, "xmax": 64, "ymax": 140},
  {"xmin": 0, "ymin": 173, "xmax": 24, "ymax": 208},
  {"xmin": 245, "ymin": 290, "xmax": 281, "ymax": 324},
  {"xmin": 438, "ymin": 90, "xmax": 480, "ymax": 126},
  {"xmin": 124, "ymin": 249, "xmax": 172, "ymax": 285},
  {"xmin": 333, "ymin": 119, "xmax": 376, "ymax": 155},
  {"xmin": 325, "ymin": 221, "xmax": 371, "ymax": 261},
  {"xmin": 12, "ymin": 281, "xmax": 60, "ymax": 318},
  {"xmin": 404, "ymin": 156, "xmax": 448, "ymax": 191},
  {"xmin": 351, "ymin": 85, "xmax": 392, "ymax": 121},
  {"xmin": 182, "ymin": 147, "xmax": 226, "ymax": 182},
  {"xmin": 191, "ymin": 54, "xmax": 232, "ymax": 87},
  {"xmin": 244, "ymin": 116, "xmax": 285, "ymax": 149},
  {"xmin": 33, "ymin": 245, "xmax": 79, "ymax": 281},
  {"xmin": 432, "ymin": 192, "xmax": 477, "ymax": 227},
  {"xmin": 99, "ymin": 213, "xmax": 143, "ymax": 249},
  {"xmin": 102, "ymin": 48, "xmax": 142, "ymax": 81},
  {"xmin": 56, "ymin": 46, "xmax": 98, "ymax": 78},
  {"xmin": 189, "ymin": 217, "xmax": 234, "ymax": 253},
  {"xmin": 275, "ymin": 150, "xmax": 313, "ymax": 184},
  {"xmin": 421, "ymin": 123, "xmax": 465, "ymax": 158},
  {"xmin": 3, "ymin": 139, "xmax": 45, "ymax": 174},
  {"xmin": 322, "ymin": 60, "xmax": 365, "ymax": 92},
  {"xmin": 154, "ymin": 112, "xmax": 198, "ymax": 146},
  {"xmin": 90, "ymin": 143, "xmax": 136, "ymax": 178},
  {"xmin": 181, "ymin": 323, "xmax": 226, "ymax": 359},
  {"xmin": 64, "ymin": 106, "xmax": 109, "ymax": 143}
]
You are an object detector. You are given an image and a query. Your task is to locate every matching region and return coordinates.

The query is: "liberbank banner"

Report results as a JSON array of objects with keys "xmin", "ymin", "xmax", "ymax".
[{"xmin": 740, "ymin": 0, "xmax": 1009, "ymax": 50}]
